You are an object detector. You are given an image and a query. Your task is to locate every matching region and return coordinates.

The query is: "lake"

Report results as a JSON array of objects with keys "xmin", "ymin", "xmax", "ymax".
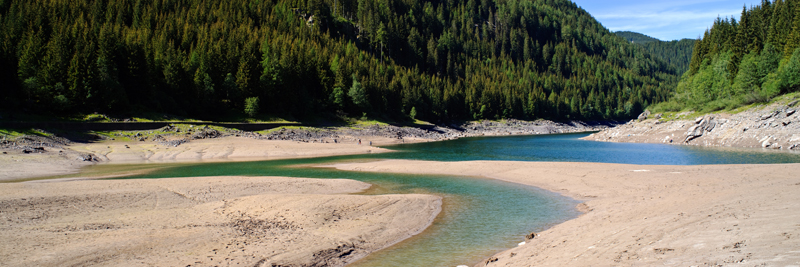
[{"xmin": 115, "ymin": 133, "xmax": 800, "ymax": 266}]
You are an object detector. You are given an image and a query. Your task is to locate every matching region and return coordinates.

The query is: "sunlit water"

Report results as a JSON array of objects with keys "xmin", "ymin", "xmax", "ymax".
[
  {"xmin": 107, "ymin": 133, "xmax": 800, "ymax": 266},
  {"xmin": 370, "ymin": 132, "xmax": 800, "ymax": 164}
]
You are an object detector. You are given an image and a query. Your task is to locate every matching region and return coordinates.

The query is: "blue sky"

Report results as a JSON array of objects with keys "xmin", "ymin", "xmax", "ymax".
[{"xmin": 572, "ymin": 0, "xmax": 764, "ymax": 41}]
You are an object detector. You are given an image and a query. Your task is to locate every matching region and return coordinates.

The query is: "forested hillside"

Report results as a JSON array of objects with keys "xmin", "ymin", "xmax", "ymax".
[
  {"xmin": 616, "ymin": 31, "xmax": 695, "ymax": 76},
  {"xmin": 657, "ymin": 0, "xmax": 800, "ymax": 112},
  {"xmin": 615, "ymin": 31, "xmax": 659, "ymax": 44},
  {"xmin": 0, "ymin": 0, "xmax": 680, "ymax": 121}
]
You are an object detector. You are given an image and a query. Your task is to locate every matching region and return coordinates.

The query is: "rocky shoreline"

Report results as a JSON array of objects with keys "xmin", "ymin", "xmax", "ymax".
[
  {"xmin": 1, "ymin": 119, "xmax": 613, "ymax": 163},
  {"xmin": 584, "ymin": 99, "xmax": 800, "ymax": 151}
]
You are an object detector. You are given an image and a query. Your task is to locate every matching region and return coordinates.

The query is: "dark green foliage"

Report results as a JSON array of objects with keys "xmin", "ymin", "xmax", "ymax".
[
  {"xmin": 245, "ymin": 97, "xmax": 260, "ymax": 117},
  {"xmin": 777, "ymin": 48, "xmax": 800, "ymax": 93},
  {"xmin": 656, "ymin": 0, "xmax": 800, "ymax": 112},
  {"xmin": 348, "ymin": 74, "xmax": 368, "ymax": 111},
  {"xmin": 615, "ymin": 31, "xmax": 696, "ymax": 75},
  {"xmin": 0, "ymin": 0, "xmax": 681, "ymax": 120},
  {"xmin": 615, "ymin": 31, "xmax": 660, "ymax": 44}
]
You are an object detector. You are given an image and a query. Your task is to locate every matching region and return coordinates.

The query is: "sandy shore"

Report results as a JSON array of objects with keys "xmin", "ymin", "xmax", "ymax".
[
  {"xmin": 0, "ymin": 176, "xmax": 441, "ymax": 267},
  {"xmin": 0, "ymin": 136, "xmax": 391, "ymax": 182},
  {"xmin": 5, "ymin": 132, "xmax": 800, "ymax": 266},
  {"xmin": 331, "ymin": 160, "xmax": 800, "ymax": 266}
]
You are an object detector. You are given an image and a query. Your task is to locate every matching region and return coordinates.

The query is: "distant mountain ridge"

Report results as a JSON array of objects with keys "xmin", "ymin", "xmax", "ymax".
[
  {"xmin": 615, "ymin": 31, "xmax": 696, "ymax": 76},
  {"xmin": 615, "ymin": 31, "xmax": 661, "ymax": 44}
]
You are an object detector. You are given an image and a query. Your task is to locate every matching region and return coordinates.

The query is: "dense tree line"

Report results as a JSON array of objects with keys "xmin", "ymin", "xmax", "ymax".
[
  {"xmin": 656, "ymin": 0, "xmax": 800, "ymax": 112},
  {"xmin": 615, "ymin": 31, "xmax": 660, "ymax": 44},
  {"xmin": 0, "ymin": 0, "xmax": 681, "ymax": 121},
  {"xmin": 616, "ymin": 31, "xmax": 695, "ymax": 75}
]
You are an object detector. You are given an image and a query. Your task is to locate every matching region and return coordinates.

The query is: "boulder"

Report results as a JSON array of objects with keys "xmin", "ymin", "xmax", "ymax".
[
  {"xmin": 704, "ymin": 119, "xmax": 716, "ymax": 132},
  {"xmin": 637, "ymin": 110, "xmax": 651, "ymax": 121},
  {"xmin": 761, "ymin": 111, "xmax": 779, "ymax": 120},
  {"xmin": 79, "ymin": 153, "xmax": 98, "ymax": 162},
  {"xmin": 525, "ymin": 232, "xmax": 538, "ymax": 240},
  {"xmin": 762, "ymin": 140, "xmax": 772, "ymax": 148},
  {"xmin": 684, "ymin": 116, "xmax": 716, "ymax": 142},
  {"xmin": 684, "ymin": 125, "xmax": 703, "ymax": 142}
]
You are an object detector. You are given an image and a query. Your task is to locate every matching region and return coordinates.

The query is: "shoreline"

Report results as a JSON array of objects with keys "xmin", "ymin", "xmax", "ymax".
[
  {"xmin": 4, "ymin": 130, "xmax": 799, "ymax": 266},
  {"xmin": 1, "ymin": 119, "xmax": 609, "ymax": 182},
  {"xmin": 329, "ymin": 160, "xmax": 800, "ymax": 266},
  {"xmin": 0, "ymin": 176, "xmax": 442, "ymax": 267},
  {"xmin": 584, "ymin": 101, "xmax": 799, "ymax": 151}
]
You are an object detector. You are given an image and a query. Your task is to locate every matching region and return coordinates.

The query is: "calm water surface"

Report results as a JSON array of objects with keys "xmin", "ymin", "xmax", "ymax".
[
  {"xmin": 115, "ymin": 133, "xmax": 800, "ymax": 266},
  {"xmin": 373, "ymin": 132, "xmax": 800, "ymax": 164}
]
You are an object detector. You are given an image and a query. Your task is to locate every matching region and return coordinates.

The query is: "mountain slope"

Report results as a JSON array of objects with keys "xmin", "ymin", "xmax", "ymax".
[
  {"xmin": 615, "ymin": 31, "xmax": 660, "ymax": 44},
  {"xmin": 0, "ymin": 0, "xmax": 681, "ymax": 121},
  {"xmin": 655, "ymin": 0, "xmax": 800, "ymax": 112},
  {"xmin": 615, "ymin": 31, "xmax": 696, "ymax": 76}
]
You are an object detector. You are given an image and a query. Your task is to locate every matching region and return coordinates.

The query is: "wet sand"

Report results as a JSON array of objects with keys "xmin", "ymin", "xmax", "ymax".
[{"xmin": 331, "ymin": 160, "xmax": 800, "ymax": 266}]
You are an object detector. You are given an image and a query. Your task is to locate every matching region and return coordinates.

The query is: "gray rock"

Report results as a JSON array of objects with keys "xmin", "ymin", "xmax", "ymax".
[
  {"xmin": 638, "ymin": 110, "xmax": 651, "ymax": 121},
  {"xmin": 684, "ymin": 125, "xmax": 704, "ymax": 142},
  {"xmin": 79, "ymin": 153, "xmax": 98, "ymax": 162},
  {"xmin": 762, "ymin": 140, "xmax": 772, "ymax": 148},
  {"xmin": 761, "ymin": 111, "xmax": 780, "ymax": 120},
  {"xmin": 704, "ymin": 119, "xmax": 716, "ymax": 132}
]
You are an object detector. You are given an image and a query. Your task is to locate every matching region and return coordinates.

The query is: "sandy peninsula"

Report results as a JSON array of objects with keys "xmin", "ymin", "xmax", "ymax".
[
  {"xmin": 331, "ymin": 160, "xmax": 800, "ymax": 266},
  {"xmin": 0, "ymin": 176, "xmax": 441, "ymax": 267},
  {"xmin": 0, "ymin": 136, "xmax": 392, "ymax": 182}
]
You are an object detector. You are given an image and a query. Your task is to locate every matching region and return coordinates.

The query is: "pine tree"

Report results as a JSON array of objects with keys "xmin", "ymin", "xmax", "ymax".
[{"xmin": 783, "ymin": 4, "xmax": 800, "ymax": 59}]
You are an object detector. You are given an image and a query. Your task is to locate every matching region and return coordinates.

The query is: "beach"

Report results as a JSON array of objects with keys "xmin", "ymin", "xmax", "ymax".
[
  {"xmin": 2, "ymin": 135, "xmax": 800, "ymax": 266},
  {"xmin": 331, "ymin": 160, "xmax": 800, "ymax": 266},
  {"xmin": 0, "ymin": 176, "xmax": 441, "ymax": 267},
  {"xmin": 0, "ymin": 137, "xmax": 393, "ymax": 182}
]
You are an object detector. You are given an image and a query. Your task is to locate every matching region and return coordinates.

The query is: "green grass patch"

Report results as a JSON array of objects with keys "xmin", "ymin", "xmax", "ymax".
[{"xmin": 0, "ymin": 128, "xmax": 52, "ymax": 139}]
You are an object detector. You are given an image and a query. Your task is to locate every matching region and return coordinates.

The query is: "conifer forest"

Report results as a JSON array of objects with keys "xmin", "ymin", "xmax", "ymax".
[
  {"xmin": 0, "ymin": 0, "xmax": 696, "ymax": 121},
  {"xmin": 659, "ymin": 0, "xmax": 800, "ymax": 112}
]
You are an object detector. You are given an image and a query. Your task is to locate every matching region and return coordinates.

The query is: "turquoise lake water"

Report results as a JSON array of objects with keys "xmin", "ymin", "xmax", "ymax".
[
  {"xmin": 370, "ymin": 132, "xmax": 800, "ymax": 165},
  {"xmin": 119, "ymin": 133, "xmax": 800, "ymax": 266}
]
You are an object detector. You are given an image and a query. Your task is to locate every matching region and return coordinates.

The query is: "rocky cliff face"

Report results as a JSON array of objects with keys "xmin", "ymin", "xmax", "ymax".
[{"xmin": 584, "ymin": 99, "xmax": 800, "ymax": 151}]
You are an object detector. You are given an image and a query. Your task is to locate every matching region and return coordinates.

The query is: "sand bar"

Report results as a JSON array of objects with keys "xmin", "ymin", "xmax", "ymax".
[
  {"xmin": 0, "ymin": 137, "xmax": 391, "ymax": 182},
  {"xmin": 0, "ymin": 176, "xmax": 441, "ymax": 267},
  {"xmin": 331, "ymin": 160, "xmax": 800, "ymax": 266}
]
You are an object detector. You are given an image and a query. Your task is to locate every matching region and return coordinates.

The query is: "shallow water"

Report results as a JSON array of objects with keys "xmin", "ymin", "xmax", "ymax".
[
  {"xmin": 123, "ymin": 157, "xmax": 579, "ymax": 267},
  {"xmin": 372, "ymin": 132, "xmax": 800, "ymax": 165},
  {"xmin": 111, "ymin": 133, "xmax": 800, "ymax": 266}
]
